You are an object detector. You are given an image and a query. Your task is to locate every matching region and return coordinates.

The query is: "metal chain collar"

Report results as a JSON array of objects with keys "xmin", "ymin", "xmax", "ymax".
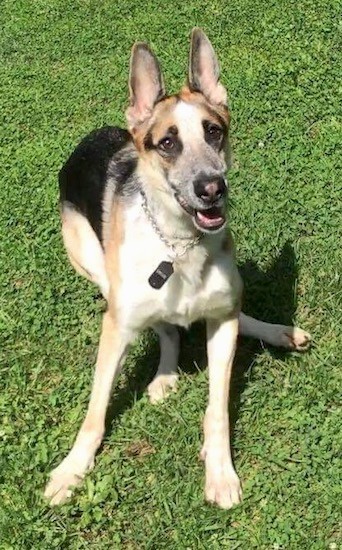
[{"xmin": 140, "ymin": 190, "xmax": 202, "ymax": 260}]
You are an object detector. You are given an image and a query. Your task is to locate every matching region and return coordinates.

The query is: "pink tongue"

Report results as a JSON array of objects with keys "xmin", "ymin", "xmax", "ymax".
[{"xmin": 197, "ymin": 210, "xmax": 224, "ymax": 228}]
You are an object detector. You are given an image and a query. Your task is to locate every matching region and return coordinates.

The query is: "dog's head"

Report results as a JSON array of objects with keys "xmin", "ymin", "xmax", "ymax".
[{"xmin": 126, "ymin": 28, "xmax": 230, "ymax": 234}]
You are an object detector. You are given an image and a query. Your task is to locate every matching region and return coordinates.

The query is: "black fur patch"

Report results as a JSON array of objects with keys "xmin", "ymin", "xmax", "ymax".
[
  {"xmin": 144, "ymin": 125, "xmax": 183, "ymax": 160},
  {"xmin": 143, "ymin": 131, "xmax": 155, "ymax": 151},
  {"xmin": 59, "ymin": 126, "xmax": 134, "ymax": 243},
  {"xmin": 202, "ymin": 120, "xmax": 226, "ymax": 150},
  {"xmin": 203, "ymin": 107, "xmax": 228, "ymax": 132},
  {"xmin": 108, "ymin": 156, "xmax": 138, "ymax": 197}
]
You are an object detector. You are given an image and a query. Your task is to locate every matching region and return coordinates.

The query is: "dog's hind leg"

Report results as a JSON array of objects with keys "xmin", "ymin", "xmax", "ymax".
[
  {"xmin": 239, "ymin": 312, "xmax": 311, "ymax": 351},
  {"xmin": 147, "ymin": 323, "xmax": 180, "ymax": 403},
  {"xmin": 45, "ymin": 311, "xmax": 134, "ymax": 505},
  {"xmin": 61, "ymin": 204, "xmax": 110, "ymax": 299}
]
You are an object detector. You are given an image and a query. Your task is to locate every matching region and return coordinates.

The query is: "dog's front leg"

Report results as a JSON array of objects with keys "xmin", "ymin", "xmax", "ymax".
[
  {"xmin": 201, "ymin": 316, "xmax": 242, "ymax": 509},
  {"xmin": 45, "ymin": 310, "xmax": 133, "ymax": 505}
]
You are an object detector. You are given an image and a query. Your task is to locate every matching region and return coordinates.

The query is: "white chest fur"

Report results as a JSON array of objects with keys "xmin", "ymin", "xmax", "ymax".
[{"xmin": 116, "ymin": 199, "xmax": 242, "ymax": 330}]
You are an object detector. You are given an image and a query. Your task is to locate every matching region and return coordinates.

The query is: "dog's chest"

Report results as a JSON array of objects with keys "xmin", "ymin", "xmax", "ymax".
[{"xmin": 116, "ymin": 205, "xmax": 241, "ymax": 329}]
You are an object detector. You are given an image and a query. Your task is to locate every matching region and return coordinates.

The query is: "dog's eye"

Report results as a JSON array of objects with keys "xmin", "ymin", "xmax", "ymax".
[
  {"xmin": 158, "ymin": 137, "xmax": 175, "ymax": 151},
  {"xmin": 206, "ymin": 124, "xmax": 223, "ymax": 140}
]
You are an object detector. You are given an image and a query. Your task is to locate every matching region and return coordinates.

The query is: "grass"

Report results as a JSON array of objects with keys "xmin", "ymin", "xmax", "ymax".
[{"xmin": 0, "ymin": 0, "xmax": 341, "ymax": 548}]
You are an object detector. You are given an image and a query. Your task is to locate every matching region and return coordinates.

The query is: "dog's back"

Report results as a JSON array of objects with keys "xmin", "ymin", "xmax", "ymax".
[{"xmin": 59, "ymin": 126, "xmax": 133, "ymax": 243}]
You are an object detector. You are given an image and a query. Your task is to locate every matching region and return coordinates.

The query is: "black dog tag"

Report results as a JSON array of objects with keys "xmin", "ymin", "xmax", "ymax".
[{"xmin": 148, "ymin": 261, "xmax": 174, "ymax": 289}]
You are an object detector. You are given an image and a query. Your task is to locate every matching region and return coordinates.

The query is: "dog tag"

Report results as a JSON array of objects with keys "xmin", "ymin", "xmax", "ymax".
[{"xmin": 148, "ymin": 261, "xmax": 174, "ymax": 289}]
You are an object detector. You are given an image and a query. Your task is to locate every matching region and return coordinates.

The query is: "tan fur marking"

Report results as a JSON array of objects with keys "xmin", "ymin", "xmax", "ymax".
[
  {"xmin": 61, "ymin": 212, "xmax": 91, "ymax": 279},
  {"xmin": 149, "ymin": 117, "xmax": 177, "ymax": 144},
  {"xmin": 131, "ymin": 125, "xmax": 146, "ymax": 153},
  {"xmin": 179, "ymin": 86, "xmax": 230, "ymax": 126},
  {"xmin": 132, "ymin": 96, "xmax": 178, "ymax": 152},
  {"xmin": 222, "ymin": 229, "xmax": 235, "ymax": 255},
  {"xmin": 105, "ymin": 200, "xmax": 124, "ymax": 317},
  {"xmin": 199, "ymin": 103, "xmax": 230, "ymax": 128},
  {"xmin": 179, "ymin": 86, "xmax": 203, "ymax": 102},
  {"xmin": 61, "ymin": 208, "xmax": 109, "ymax": 298}
]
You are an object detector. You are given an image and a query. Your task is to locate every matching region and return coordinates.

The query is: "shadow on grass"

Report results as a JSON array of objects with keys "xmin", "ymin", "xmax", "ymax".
[{"xmin": 105, "ymin": 241, "xmax": 299, "ymax": 439}]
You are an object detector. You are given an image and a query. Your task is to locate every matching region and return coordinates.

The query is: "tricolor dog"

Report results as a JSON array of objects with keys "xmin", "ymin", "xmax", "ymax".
[{"xmin": 45, "ymin": 29, "xmax": 311, "ymax": 508}]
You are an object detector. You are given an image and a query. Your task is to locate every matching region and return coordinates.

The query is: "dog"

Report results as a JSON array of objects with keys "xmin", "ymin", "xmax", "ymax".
[{"xmin": 44, "ymin": 28, "xmax": 311, "ymax": 509}]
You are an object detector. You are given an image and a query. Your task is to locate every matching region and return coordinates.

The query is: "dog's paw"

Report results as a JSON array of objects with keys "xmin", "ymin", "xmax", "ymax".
[
  {"xmin": 205, "ymin": 467, "xmax": 242, "ymax": 509},
  {"xmin": 147, "ymin": 373, "xmax": 179, "ymax": 403},
  {"xmin": 278, "ymin": 326, "xmax": 311, "ymax": 351},
  {"xmin": 44, "ymin": 456, "xmax": 94, "ymax": 505},
  {"xmin": 44, "ymin": 469, "xmax": 83, "ymax": 505}
]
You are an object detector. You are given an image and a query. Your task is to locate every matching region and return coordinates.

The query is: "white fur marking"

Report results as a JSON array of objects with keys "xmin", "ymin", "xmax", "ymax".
[{"xmin": 174, "ymin": 101, "xmax": 204, "ymax": 143}]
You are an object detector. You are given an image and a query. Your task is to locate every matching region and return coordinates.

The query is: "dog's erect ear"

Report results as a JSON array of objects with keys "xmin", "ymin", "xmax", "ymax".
[
  {"xmin": 188, "ymin": 28, "xmax": 227, "ymax": 106},
  {"xmin": 126, "ymin": 43, "xmax": 165, "ymax": 131}
]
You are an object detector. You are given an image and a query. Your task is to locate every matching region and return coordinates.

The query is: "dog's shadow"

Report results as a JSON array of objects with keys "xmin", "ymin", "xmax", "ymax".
[{"xmin": 105, "ymin": 241, "xmax": 299, "ymax": 438}]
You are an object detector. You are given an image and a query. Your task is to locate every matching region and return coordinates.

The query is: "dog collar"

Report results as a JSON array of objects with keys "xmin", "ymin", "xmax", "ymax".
[{"xmin": 140, "ymin": 189, "xmax": 202, "ymax": 289}]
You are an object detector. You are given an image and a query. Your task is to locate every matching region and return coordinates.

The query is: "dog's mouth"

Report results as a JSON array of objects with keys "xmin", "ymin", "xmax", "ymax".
[
  {"xmin": 176, "ymin": 195, "xmax": 226, "ymax": 232},
  {"xmin": 194, "ymin": 207, "xmax": 226, "ymax": 231}
]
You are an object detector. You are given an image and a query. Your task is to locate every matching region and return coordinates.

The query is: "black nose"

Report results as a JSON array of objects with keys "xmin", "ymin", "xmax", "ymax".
[{"xmin": 194, "ymin": 176, "xmax": 226, "ymax": 204}]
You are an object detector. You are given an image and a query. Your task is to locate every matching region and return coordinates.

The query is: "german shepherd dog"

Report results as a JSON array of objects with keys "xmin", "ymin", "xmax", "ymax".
[{"xmin": 45, "ymin": 29, "xmax": 311, "ymax": 509}]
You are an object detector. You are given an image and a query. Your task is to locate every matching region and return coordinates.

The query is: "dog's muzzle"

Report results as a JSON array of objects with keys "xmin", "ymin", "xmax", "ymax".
[
  {"xmin": 172, "ymin": 175, "xmax": 228, "ymax": 233},
  {"xmin": 173, "ymin": 191, "xmax": 227, "ymax": 233}
]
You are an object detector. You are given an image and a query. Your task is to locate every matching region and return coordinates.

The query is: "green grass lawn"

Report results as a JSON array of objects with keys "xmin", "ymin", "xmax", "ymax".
[{"xmin": 1, "ymin": 0, "xmax": 341, "ymax": 548}]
